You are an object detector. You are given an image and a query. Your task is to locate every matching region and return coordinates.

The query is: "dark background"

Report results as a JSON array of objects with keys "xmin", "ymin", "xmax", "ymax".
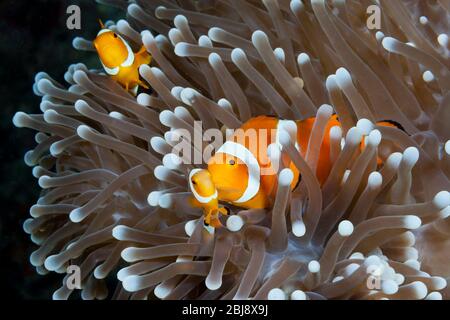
[{"xmin": 0, "ymin": 0, "xmax": 122, "ymax": 299}]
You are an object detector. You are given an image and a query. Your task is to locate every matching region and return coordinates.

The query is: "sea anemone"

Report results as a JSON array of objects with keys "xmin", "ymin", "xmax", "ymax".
[{"xmin": 13, "ymin": 0, "xmax": 450, "ymax": 300}]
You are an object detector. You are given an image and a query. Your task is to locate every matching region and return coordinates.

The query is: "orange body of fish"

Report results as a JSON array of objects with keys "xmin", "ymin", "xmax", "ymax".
[
  {"xmin": 93, "ymin": 24, "xmax": 151, "ymax": 94},
  {"xmin": 189, "ymin": 115, "xmax": 400, "ymax": 227}
]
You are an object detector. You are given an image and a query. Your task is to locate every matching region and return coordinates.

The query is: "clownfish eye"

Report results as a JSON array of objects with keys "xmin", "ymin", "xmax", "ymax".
[
  {"xmin": 191, "ymin": 180, "xmax": 197, "ymax": 185},
  {"xmin": 228, "ymin": 159, "xmax": 236, "ymax": 166},
  {"xmin": 113, "ymin": 33, "xmax": 118, "ymax": 38}
]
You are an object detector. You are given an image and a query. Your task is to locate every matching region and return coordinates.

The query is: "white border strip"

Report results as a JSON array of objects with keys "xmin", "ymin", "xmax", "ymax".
[
  {"xmin": 189, "ymin": 169, "xmax": 217, "ymax": 204},
  {"xmin": 217, "ymin": 141, "xmax": 260, "ymax": 203}
]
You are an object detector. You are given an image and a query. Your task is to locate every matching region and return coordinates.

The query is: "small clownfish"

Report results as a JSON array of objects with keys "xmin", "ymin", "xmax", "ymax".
[
  {"xmin": 189, "ymin": 115, "xmax": 404, "ymax": 228},
  {"xmin": 188, "ymin": 169, "xmax": 229, "ymax": 228},
  {"xmin": 93, "ymin": 20, "xmax": 151, "ymax": 95}
]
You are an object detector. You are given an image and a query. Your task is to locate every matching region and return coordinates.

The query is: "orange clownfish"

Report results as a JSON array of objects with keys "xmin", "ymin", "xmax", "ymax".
[
  {"xmin": 188, "ymin": 169, "xmax": 230, "ymax": 229},
  {"xmin": 189, "ymin": 115, "xmax": 404, "ymax": 228},
  {"xmin": 93, "ymin": 20, "xmax": 151, "ymax": 94}
]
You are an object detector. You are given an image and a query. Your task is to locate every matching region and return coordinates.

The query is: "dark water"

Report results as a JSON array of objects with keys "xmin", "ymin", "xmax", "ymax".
[{"xmin": 0, "ymin": 0, "xmax": 122, "ymax": 299}]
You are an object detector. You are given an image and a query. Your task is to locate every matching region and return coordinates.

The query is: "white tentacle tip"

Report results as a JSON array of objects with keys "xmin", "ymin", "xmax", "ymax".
[
  {"xmin": 69, "ymin": 208, "xmax": 84, "ymax": 223},
  {"xmin": 433, "ymin": 191, "xmax": 450, "ymax": 210},
  {"xmin": 163, "ymin": 153, "xmax": 182, "ymax": 170},
  {"xmin": 419, "ymin": 16, "xmax": 428, "ymax": 25},
  {"xmin": 171, "ymin": 86, "xmax": 183, "ymax": 100},
  {"xmin": 290, "ymin": 0, "xmax": 304, "ymax": 12},
  {"xmin": 325, "ymin": 74, "xmax": 337, "ymax": 88},
  {"xmin": 382, "ymin": 37, "xmax": 397, "ymax": 50},
  {"xmin": 274, "ymin": 48, "xmax": 285, "ymax": 63},
  {"xmin": 402, "ymin": 147, "xmax": 420, "ymax": 167},
  {"xmin": 297, "ymin": 53, "xmax": 310, "ymax": 65},
  {"xmin": 278, "ymin": 129, "xmax": 292, "ymax": 146},
  {"xmin": 404, "ymin": 216, "xmax": 422, "ymax": 230},
  {"xmin": 147, "ymin": 191, "xmax": 162, "ymax": 207},
  {"xmin": 198, "ymin": 35, "xmax": 212, "ymax": 47},
  {"xmin": 290, "ymin": 290, "xmax": 307, "ymax": 300},
  {"xmin": 121, "ymin": 247, "xmax": 136, "ymax": 263},
  {"xmin": 426, "ymin": 292, "xmax": 443, "ymax": 300},
  {"xmin": 267, "ymin": 143, "xmax": 281, "ymax": 161},
  {"xmin": 318, "ymin": 104, "xmax": 334, "ymax": 117},
  {"xmin": 329, "ymin": 126, "xmax": 342, "ymax": 140},
  {"xmin": 368, "ymin": 172, "xmax": 383, "ymax": 189},
  {"xmin": 386, "ymin": 152, "xmax": 403, "ymax": 170},
  {"xmin": 308, "ymin": 260, "xmax": 320, "ymax": 273},
  {"xmin": 431, "ymin": 277, "xmax": 447, "ymax": 290},
  {"xmin": 153, "ymin": 165, "xmax": 168, "ymax": 181},
  {"xmin": 43, "ymin": 255, "xmax": 59, "ymax": 271},
  {"xmin": 251, "ymin": 30, "xmax": 268, "ymax": 43},
  {"xmin": 226, "ymin": 215, "xmax": 244, "ymax": 232},
  {"xmin": 231, "ymin": 48, "xmax": 246, "ymax": 63},
  {"xmin": 404, "ymin": 259, "xmax": 421, "ymax": 270},
  {"xmin": 367, "ymin": 130, "xmax": 382, "ymax": 146},
  {"xmin": 437, "ymin": 34, "xmax": 449, "ymax": 47},
  {"xmin": 93, "ymin": 265, "xmax": 106, "ymax": 280},
  {"xmin": 411, "ymin": 281, "xmax": 428, "ymax": 299},
  {"xmin": 207, "ymin": 27, "xmax": 222, "ymax": 41},
  {"xmin": 112, "ymin": 225, "xmax": 127, "ymax": 240},
  {"xmin": 349, "ymin": 252, "xmax": 364, "ymax": 260},
  {"xmin": 346, "ymin": 127, "xmax": 363, "ymax": 145},
  {"xmin": 423, "ymin": 71, "xmax": 435, "ymax": 83},
  {"xmin": 444, "ymin": 140, "xmax": 450, "ymax": 155},
  {"xmin": 52, "ymin": 289, "xmax": 66, "ymax": 300},
  {"xmin": 159, "ymin": 110, "xmax": 174, "ymax": 127},
  {"xmin": 174, "ymin": 14, "xmax": 188, "ymax": 26},
  {"xmin": 154, "ymin": 284, "xmax": 171, "ymax": 299},
  {"xmin": 279, "ymin": 168, "xmax": 294, "ymax": 186},
  {"xmin": 185, "ymin": 220, "xmax": 197, "ymax": 237},
  {"xmin": 12, "ymin": 112, "xmax": 27, "ymax": 128},
  {"xmin": 382, "ymin": 280, "xmax": 399, "ymax": 295},
  {"xmin": 174, "ymin": 42, "xmax": 189, "ymax": 57},
  {"xmin": 122, "ymin": 275, "xmax": 141, "ymax": 292},
  {"xmin": 159, "ymin": 194, "xmax": 173, "ymax": 209},
  {"xmin": 76, "ymin": 125, "xmax": 92, "ymax": 139},
  {"xmin": 136, "ymin": 93, "xmax": 150, "ymax": 106},
  {"xmin": 208, "ymin": 52, "xmax": 221, "ymax": 65},
  {"xmin": 180, "ymin": 88, "xmax": 196, "ymax": 105},
  {"xmin": 356, "ymin": 118, "xmax": 375, "ymax": 136},
  {"xmin": 441, "ymin": 206, "xmax": 450, "ymax": 219},
  {"xmin": 267, "ymin": 288, "xmax": 286, "ymax": 300},
  {"xmin": 205, "ymin": 276, "xmax": 222, "ymax": 291},
  {"xmin": 292, "ymin": 221, "xmax": 306, "ymax": 237},
  {"xmin": 335, "ymin": 67, "xmax": 353, "ymax": 85},
  {"xmin": 375, "ymin": 31, "xmax": 385, "ymax": 41},
  {"xmin": 338, "ymin": 220, "xmax": 354, "ymax": 237}
]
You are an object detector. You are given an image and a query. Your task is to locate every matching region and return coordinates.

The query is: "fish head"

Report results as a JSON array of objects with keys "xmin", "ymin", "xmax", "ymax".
[
  {"xmin": 207, "ymin": 152, "xmax": 249, "ymax": 201},
  {"xmin": 93, "ymin": 29, "xmax": 129, "ymax": 68},
  {"xmin": 189, "ymin": 169, "xmax": 217, "ymax": 199}
]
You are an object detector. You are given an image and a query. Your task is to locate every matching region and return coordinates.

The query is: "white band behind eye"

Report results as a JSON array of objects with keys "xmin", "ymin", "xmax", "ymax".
[
  {"xmin": 120, "ymin": 35, "xmax": 135, "ymax": 67},
  {"xmin": 216, "ymin": 141, "xmax": 260, "ymax": 203},
  {"xmin": 189, "ymin": 169, "xmax": 217, "ymax": 204}
]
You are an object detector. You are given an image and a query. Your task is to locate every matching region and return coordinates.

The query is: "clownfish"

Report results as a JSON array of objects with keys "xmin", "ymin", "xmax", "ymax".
[
  {"xmin": 188, "ymin": 169, "xmax": 229, "ymax": 228},
  {"xmin": 93, "ymin": 20, "xmax": 151, "ymax": 95},
  {"xmin": 189, "ymin": 115, "xmax": 404, "ymax": 228}
]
